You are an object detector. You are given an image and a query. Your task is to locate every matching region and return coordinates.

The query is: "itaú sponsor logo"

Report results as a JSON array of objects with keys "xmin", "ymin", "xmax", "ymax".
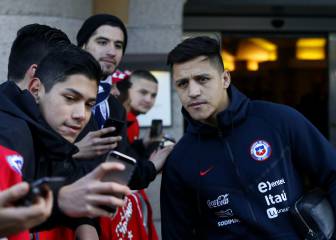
[
  {"xmin": 264, "ymin": 190, "xmax": 287, "ymax": 206},
  {"xmin": 258, "ymin": 179, "xmax": 286, "ymax": 193},
  {"xmin": 207, "ymin": 194, "xmax": 229, "ymax": 208}
]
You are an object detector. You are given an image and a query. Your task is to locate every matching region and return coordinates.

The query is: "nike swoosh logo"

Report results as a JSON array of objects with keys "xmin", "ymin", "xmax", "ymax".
[{"xmin": 199, "ymin": 166, "xmax": 214, "ymax": 176}]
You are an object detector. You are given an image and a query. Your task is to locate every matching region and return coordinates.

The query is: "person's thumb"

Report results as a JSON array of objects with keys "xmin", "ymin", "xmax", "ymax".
[{"xmin": 0, "ymin": 182, "xmax": 29, "ymax": 206}]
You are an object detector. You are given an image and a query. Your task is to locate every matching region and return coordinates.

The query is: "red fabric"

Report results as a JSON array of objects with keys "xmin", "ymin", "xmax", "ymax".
[
  {"xmin": 127, "ymin": 112, "xmax": 140, "ymax": 144},
  {"xmin": 100, "ymin": 190, "xmax": 158, "ymax": 240},
  {"xmin": 0, "ymin": 145, "xmax": 30, "ymax": 240},
  {"xmin": 37, "ymin": 227, "xmax": 75, "ymax": 240},
  {"xmin": 111, "ymin": 69, "xmax": 131, "ymax": 84}
]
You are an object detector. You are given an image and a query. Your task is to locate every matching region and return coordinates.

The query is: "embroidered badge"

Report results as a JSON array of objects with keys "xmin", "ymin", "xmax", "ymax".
[
  {"xmin": 6, "ymin": 154, "xmax": 24, "ymax": 175},
  {"xmin": 250, "ymin": 140, "xmax": 272, "ymax": 161}
]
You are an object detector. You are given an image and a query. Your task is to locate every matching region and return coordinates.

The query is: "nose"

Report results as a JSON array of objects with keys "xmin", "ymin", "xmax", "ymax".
[
  {"xmin": 72, "ymin": 102, "xmax": 86, "ymax": 123},
  {"xmin": 106, "ymin": 44, "xmax": 117, "ymax": 56},
  {"xmin": 188, "ymin": 81, "xmax": 201, "ymax": 98},
  {"xmin": 144, "ymin": 94, "xmax": 152, "ymax": 103}
]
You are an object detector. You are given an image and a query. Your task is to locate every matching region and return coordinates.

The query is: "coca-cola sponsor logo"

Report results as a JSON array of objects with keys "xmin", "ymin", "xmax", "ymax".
[{"xmin": 207, "ymin": 194, "xmax": 229, "ymax": 208}]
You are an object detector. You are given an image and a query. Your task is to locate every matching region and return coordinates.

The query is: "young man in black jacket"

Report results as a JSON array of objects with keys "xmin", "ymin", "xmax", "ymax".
[{"xmin": 0, "ymin": 24, "xmax": 131, "ymax": 231}]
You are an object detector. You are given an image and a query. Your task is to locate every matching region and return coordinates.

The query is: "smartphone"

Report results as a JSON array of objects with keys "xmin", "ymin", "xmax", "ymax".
[
  {"xmin": 102, "ymin": 150, "xmax": 136, "ymax": 185},
  {"xmin": 100, "ymin": 151, "xmax": 136, "ymax": 213},
  {"xmin": 149, "ymin": 119, "xmax": 163, "ymax": 138},
  {"xmin": 101, "ymin": 118, "xmax": 125, "ymax": 138},
  {"xmin": 15, "ymin": 177, "xmax": 65, "ymax": 206},
  {"xmin": 159, "ymin": 136, "xmax": 176, "ymax": 149}
]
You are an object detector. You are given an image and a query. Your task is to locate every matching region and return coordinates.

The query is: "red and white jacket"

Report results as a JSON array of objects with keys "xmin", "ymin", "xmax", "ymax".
[{"xmin": 0, "ymin": 145, "xmax": 29, "ymax": 240}]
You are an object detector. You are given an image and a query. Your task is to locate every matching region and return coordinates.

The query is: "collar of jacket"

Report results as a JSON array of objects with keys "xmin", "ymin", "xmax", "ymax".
[
  {"xmin": 182, "ymin": 85, "xmax": 250, "ymax": 135},
  {"xmin": 0, "ymin": 81, "xmax": 78, "ymax": 159}
]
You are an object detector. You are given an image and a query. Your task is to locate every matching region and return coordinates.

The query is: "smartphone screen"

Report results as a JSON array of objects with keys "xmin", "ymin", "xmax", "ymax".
[
  {"xmin": 149, "ymin": 119, "xmax": 163, "ymax": 138},
  {"xmin": 101, "ymin": 118, "xmax": 125, "ymax": 138}
]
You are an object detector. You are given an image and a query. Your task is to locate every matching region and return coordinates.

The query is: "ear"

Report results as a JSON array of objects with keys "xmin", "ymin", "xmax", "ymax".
[
  {"xmin": 28, "ymin": 77, "xmax": 43, "ymax": 103},
  {"xmin": 222, "ymin": 70, "xmax": 231, "ymax": 89},
  {"xmin": 26, "ymin": 64, "xmax": 37, "ymax": 79}
]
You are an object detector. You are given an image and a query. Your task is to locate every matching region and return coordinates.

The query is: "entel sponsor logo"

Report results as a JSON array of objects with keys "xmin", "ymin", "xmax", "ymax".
[
  {"xmin": 258, "ymin": 179, "xmax": 286, "ymax": 193},
  {"xmin": 266, "ymin": 206, "xmax": 290, "ymax": 219},
  {"xmin": 207, "ymin": 194, "xmax": 229, "ymax": 208}
]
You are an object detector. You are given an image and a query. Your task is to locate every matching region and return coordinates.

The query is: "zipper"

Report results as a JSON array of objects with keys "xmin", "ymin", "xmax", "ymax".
[
  {"xmin": 222, "ymin": 137, "xmax": 258, "ymax": 222},
  {"xmin": 293, "ymin": 198, "xmax": 316, "ymax": 238}
]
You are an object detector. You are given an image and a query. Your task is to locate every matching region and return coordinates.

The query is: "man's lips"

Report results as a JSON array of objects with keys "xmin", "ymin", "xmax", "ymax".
[
  {"xmin": 187, "ymin": 101, "xmax": 207, "ymax": 108},
  {"xmin": 100, "ymin": 58, "xmax": 116, "ymax": 65},
  {"xmin": 64, "ymin": 124, "xmax": 82, "ymax": 135}
]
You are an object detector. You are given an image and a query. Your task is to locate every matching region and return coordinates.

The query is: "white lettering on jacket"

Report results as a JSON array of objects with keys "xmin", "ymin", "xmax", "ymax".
[
  {"xmin": 258, "ymin": 179, "xmax": 286, "ymax": 193},
  {"xmin": 207, "ymin": 194, "xmax": 229, "ymax": 208}
]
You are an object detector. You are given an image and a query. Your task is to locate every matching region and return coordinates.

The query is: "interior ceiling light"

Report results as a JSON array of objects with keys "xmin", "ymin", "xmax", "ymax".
[
  {"xmin": 296, "ymin": 38, "xmax": 326, "ymax": 60},
  {"xmin": 236, "ymin": 38, "xmax": 277, "ymax": 62},
  {"xmin": 221, "ymin": 50, "xmax": 235, "ymax": 71}
]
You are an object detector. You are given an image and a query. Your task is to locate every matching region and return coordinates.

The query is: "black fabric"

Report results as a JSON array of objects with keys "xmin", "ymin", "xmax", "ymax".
[
  {"xmin": 76, "ymin": 14, "xmax": 128, "ymax": 53},
  {"xmin": 0, "ymin": 81, "xmax": 95, "ymax": 230}
]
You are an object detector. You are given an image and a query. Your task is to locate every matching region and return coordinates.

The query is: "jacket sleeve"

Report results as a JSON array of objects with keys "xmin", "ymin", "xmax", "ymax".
[
  {"xmin": 160, "ymin": 156, "xmax": 198, "ymax": 240},
  {"xmin": 284, "ymin": 107, "xmax": 336, "ymax": 210}
]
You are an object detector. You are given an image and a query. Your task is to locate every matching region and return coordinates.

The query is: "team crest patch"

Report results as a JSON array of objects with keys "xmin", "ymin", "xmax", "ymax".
[
  {"xmin": 6, "ymin": 154, "xmax": 24, "ymax": 175},
  {"xmin": 250, "ymin": 140, "xmax": 272, "ymax": 161}
]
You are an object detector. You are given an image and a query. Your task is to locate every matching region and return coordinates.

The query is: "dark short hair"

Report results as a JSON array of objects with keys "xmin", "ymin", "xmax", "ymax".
[
  {"xmin": 167, "ymin": 36, "xmax": 224, "ymax": 72},
  {"xmin": 8, "ymin": 24, "xmax": 71, "ymax": 82},
  {"xmin": 130, "ymin": 70, "xmax": 158, "ymax": 84},
  {"xmin": 35, "ymin": 44, "xmax": 102, "ymax": 92},
  {"xmin": 76, "ymin": 14, "xmax": 128, "ymax": 54}
]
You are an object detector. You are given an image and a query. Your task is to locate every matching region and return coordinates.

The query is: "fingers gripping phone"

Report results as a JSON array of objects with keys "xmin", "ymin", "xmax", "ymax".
[
  {"xmin": 100, "ymin": 151, "xmax": 136, "ymax": 213},
  {"xmin": 101, "ymin": 118, "xmax": 125, "ymax": 138},
  {"xmin": 149, "ymin": 119, "xmax": 163, "ymax": 138},
  {"xmin": 15, "ymin": 177, "xmax": 65, "ymax": 206}
]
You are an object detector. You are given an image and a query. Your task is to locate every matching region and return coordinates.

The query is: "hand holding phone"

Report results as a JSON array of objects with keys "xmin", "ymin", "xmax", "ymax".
[
  {"xmin": 15, "ymin": 177, "xmax": 64, "ymax": 206},
  {"xmin": 101, "ymin": 118, "xmax": 125, "ymax": 138}
]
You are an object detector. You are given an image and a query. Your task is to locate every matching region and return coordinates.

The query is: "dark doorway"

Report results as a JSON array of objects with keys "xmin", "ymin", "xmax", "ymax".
[{"xmin": 221, "ymin": 34, "xmax": 329, "ymax": 138}]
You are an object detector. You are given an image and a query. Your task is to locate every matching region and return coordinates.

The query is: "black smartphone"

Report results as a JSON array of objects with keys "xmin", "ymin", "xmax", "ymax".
[
  {"xmin": 102, "ymin": 150, "xmax": 137, "ymax": 185},
  {"xmin": 100, "ymin": 150, "xmax": 136, "ymax": 213},
  {"xmin": 15, "ymin": 177, "xmax": 65, "ymax": 206},
  {"xmin": 101, "ymin": 118, "xmax": 125, "ymax": 138},
  {"xmin": 149, "ymin": 119, "xmax": 163, "ymax": 138}
]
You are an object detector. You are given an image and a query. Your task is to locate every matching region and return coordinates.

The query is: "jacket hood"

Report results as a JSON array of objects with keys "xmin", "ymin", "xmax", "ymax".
[
  {"xmin": 0, "ymin": 81, "xmax": 78, "ymax": 158},
  {"xmin": 182, "ymin": 85, "xmax": 250, "ymax": 135}
]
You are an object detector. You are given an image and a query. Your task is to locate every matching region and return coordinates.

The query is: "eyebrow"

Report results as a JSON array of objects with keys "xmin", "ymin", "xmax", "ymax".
[
  {"xmin": 95, "ymin": 36, "xmax": 124, "ymax": 45},
  {"xmin": 64, "ymin": 88, "xmax": 96, "ymax": 102},
  {"xmin": 95, "ymin": 36, "xmax": 110, "ymax": 42},
  {"xmin": 175, "ymin": 73, "xmax": 211, "ymax": 84}
]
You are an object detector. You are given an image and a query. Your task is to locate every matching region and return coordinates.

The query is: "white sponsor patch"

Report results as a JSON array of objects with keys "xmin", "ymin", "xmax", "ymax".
[{"xmin": 6, "ymin": 154, "xmax": 24, "ymax": 175}]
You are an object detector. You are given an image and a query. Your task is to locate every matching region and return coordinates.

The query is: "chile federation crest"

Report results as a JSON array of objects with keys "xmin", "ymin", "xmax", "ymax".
[{"xmin": 250, "ymin": 140, "xmax": 272, "ymax": 161}]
